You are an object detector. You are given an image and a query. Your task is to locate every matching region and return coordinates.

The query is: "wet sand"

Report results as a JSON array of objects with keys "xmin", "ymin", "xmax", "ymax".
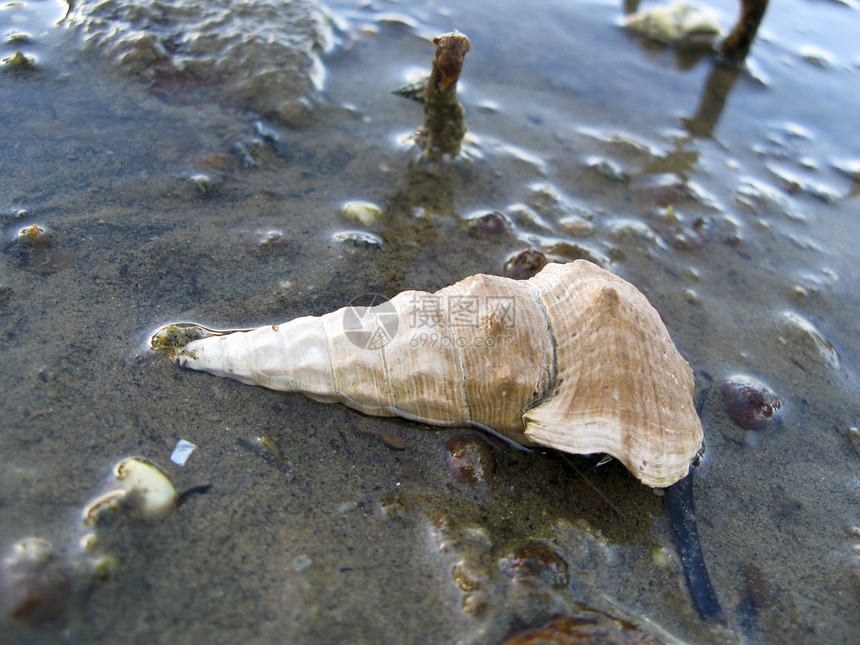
[{"xmin": 1, "ymin": 0, "xmax": 858, "ymax": 642}]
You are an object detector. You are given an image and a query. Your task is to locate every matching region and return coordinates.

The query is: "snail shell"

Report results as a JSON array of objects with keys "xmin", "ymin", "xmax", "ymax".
[{"xmin": 153, "ymin": 260, "xmax": 703, "ymax": 487}]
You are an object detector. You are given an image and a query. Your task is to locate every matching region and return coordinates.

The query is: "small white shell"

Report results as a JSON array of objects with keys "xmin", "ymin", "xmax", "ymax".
[
  {"xmin": 82, "ymin": 457, "xmax": 177, "ymax": 524},
  {"xmin": 341, "ymin": 200, "xmax": 383, "ymax": 226},
  {"xmin": 114, "ymin": 457, "xmax": 177, "ymax": 519}
]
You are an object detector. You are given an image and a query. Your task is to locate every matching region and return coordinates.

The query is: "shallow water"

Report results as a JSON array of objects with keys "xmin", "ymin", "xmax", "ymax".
[{"xmin": 1, "ymin": 0, "xmax": 858, "ymax": 643}]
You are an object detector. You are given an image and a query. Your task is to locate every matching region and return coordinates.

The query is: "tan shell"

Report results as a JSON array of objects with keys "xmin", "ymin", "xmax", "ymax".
[{"xmin": 153, "ymin": 260, "xmax": 703, "ymax": 487}]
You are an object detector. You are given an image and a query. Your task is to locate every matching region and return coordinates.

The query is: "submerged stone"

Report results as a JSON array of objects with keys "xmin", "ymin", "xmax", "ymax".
[
  {"xmin": 721, "ymin": 375, "xmax": 782, "ymax": 430},
  {"xmin": 341, "ymin": 201, "xmax": 383, "ymax": 226},
  {"xmin": 498, "ymin": 610, "xmax": 665, "ymax": 645},
  {"xmin": 2, "ymin": 49, "xmax": 37, "ymax": 71},
  {"xmin": 332, "ymin": 230, "xmax": 383, "ymax": 248},
  {"xmin": 780, "ymin": 311, "xmax": 840, "ymax": 372},
  {"xmin": 64, "ymin": 0, "xmax": 336, "ymax": 125},
  {"xmin": 0, "ymin": 538, "xmax": 71, "ymax": 626},
  {"xmin": 503, "ymin": 249, "xmax": 547, "ymax": 280},
  {"xmin": 445, "ymin": 435, "xmax": 491, "ymax": 484},
  {"xmin": 625, "ymin": 1, "xmax": 722, "ymax": 45}
]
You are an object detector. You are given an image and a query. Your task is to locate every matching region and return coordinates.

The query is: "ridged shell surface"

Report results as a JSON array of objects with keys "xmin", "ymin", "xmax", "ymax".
[
  {"xmin": 523, "ymin": 261, "xmax": 703, "ymax": 487},
  {"xmin": 170, "ymin": 260, "xmax": 703, "ymax": 487},
  {"xmin": 178, "ymin": 273, "xmax": 555, "ymax": 434}
]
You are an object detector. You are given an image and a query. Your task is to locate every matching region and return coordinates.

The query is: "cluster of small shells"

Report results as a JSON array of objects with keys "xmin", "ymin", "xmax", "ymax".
[{"xmin": 1, "ymin": 457, "xmax": 177, "ymax": 625}]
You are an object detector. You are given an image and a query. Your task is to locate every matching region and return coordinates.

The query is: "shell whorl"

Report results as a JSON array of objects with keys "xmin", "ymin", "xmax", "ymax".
[
  {"xmin": 178, "ymin": 272, "xmax": 556, "ymax": 434},
  {"xmin": 522, "ymin": 261, "xmax": 703, "ymax": 487},
  {"xmin": 171, "ymin": 260, "xmax": 703, "ymax": 487}
]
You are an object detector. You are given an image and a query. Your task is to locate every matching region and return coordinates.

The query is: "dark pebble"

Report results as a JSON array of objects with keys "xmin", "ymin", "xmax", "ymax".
[
  {"xmin": 503, "ymin": 249, "xmax": 547, "ymax": 280},
  {"xmin": 499, "ymin": 543, "xmax": 569, "ymax": 588},
  {"xmin": 721, "ymin": 375, "xmax": 782, "ymax": 430},
  {"xmin": 0, "ymin": 539, "xmax": 71, "ymax": 627},
  {"xmin": 468, "ymin": 211, "xmax": 509, "ymax": 236},
  {"xmin": 498, "ymin": 611, "xmax": 663, "ymax": 644},
  {"xmin": 445, "ymin": 435, "xmax": 489, "ymax": 483}
]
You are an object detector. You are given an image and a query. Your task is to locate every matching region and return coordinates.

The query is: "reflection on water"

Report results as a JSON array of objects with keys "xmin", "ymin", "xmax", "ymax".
[{"xmin": 1, "ymin": 0, "xmax": 859, "ymax": 643}]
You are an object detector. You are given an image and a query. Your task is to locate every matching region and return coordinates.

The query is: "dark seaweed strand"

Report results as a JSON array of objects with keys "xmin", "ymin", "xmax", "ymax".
[{"xmin": 663, "ymin": 468, "xmax": 724, "ymax": 620}]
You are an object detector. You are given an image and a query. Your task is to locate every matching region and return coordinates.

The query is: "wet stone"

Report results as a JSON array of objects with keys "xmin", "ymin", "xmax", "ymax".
[
  {"xmin": 542, "ymin": 242, "xmax": 608, "ymax": 268},
  {"xmin": 849, "ymin": 427, "xmax": 860, "ymax": 458},
  {"xmin": 2, "ymin": 49, "xmax": 36, "ymax": 72},
  {"xmin": 606, "ymin": 218, "xmax": 667, "ymax": 253},
  {"xmin": 467, "ymin": 210, "xmax": 510, "ymax": 236},
  {"xmin": 526, "ymin": 182, "xmax": 595, "ymax": 223},
  {"xmin": 631, "ymin": 173, "xmax": 694, "ymax": 208},
  {"xmin": 503, "ymin": 249, "xmax": 547, "ymax": 280},
  {"xmin": 586, "ymin": 157, "xmax": 628, "ymax": 183},
  {"xmin": 253, "ymin": 119, "xmax": 281, "ymax": 144},
  {"xmin": 341, "ymin": 201, "xmax": 383, "ymax": 226},
  {"xmin": 624, "ymin": 1, "xmax": 722, "ymax": 46},
  {"xmin": 65, "ymin": 0, "xmax": 336, "ymax": 125},
  {"xmin": 498, "ymin": 610, "xmax": 665, "ymax": 645},
  {"xmin": 557, "ymin": 214, "xmax": 595, "ymax": 237},
  {"xmin": 736, "ymin": 178, "xmax": 807, "ymax": 222},
  {"xmin": 5, "ymin": 224, "xmax": 73, "ymax": 274},
  {"xmin": 766, "ymin": 163, "xmax": 840, "ymax": 203},
  {"xmin": 254, "ymin": 229, "xmax": 291, "ymax": 255},
  {"xmin": 82, "ymin": 457, "xmax": 178, "ymax": 524},
  {"xmin": 6, "ymin": 33, "xmax": 33, "ymax": 46},
  {"xmin": 332, "ymin": 230, "xmax": 383, "ymax": 248},
  {"xmin": 799, "ymin": 45, "xmax": 834, "ymax": 68},
  {"xmin": 507, "ymin": 203, "xmax": 553, "ymax": 232},
  {"xmin": 445, "ymin": 435, "xmax": 490, "ymax": 484},
  {"xmin": 0, "ymin": 538, "xmax": 71, "ymax": 627},
  {"xmin": 721, "ymin": 375, "xmax": 782, "ymax": 430},
  {"xmin": 232, "ymin": 138, "xmax": 279, "ymax": 168},
  {"xmin": 15, "ymin": 223, "xmax": 49, "ymax": 248},
  {"xmin": 779, "ymin": 311, "xmax": 840, "ymax": 372},
  {"xmin": 499, "ymin": 544, "xmax": 569, "ymax": 588},
  {"xmin": 832, "ymin": 158, "xmax": 860, "ymax": 181},
  {"xmin": 186, "ymin": 173, "xmax": 219, "ymax": 196}
]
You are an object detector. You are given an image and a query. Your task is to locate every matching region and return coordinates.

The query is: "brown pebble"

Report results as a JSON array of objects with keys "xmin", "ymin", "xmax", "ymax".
[
  {"xmin": 849, "ymin": 427, "xmax": 860, "ymax": 457},
  {"xmin": 254, "ymin": 228, "xmax": 290, "ymax": 255},
  {"xmin": 0, "ymin": 539, "xmax": 71, "ymax": 627},
  {"xmin": 499, "ymin": 544, "xmax": 569, "ymax": 588},
  {"xmin": 721, "ymin": 375, "xmax": 782, "ymax": 430},
  {"xmin": 195, "ymin": 153, "xmax": 232, "ymax": 171},
  {"xmin": 504, "ymin": 249, "xmax": 547, "ymax": 280},
  {"xmin": 354, "ymin": 422, "xmax": 406, "ymax": 451},
  {"xmin": 468, "ymin": 211, "xmax": 509, "ymax": 236},
  {"xmin": 740, "ymin": 563, "xmax": 771, "ymax": 611},
  {"xmin": 445, "ymin": 435, "xmax": 489, "ymax": 483},
  {"xmin": 497, "ymin": 610, "xmax": 663, "ymax": 645}
]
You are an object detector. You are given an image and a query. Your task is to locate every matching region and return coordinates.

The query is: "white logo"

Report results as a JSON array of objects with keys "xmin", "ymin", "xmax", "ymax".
[{"xmin": 342, "ymin": 293, "xmax": 399, "ymax": 350}]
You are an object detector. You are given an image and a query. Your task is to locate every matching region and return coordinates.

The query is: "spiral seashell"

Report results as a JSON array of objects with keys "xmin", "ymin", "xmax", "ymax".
[{"xmin": 151, "ymin": 260, "xmax": 703, "ymax": 487}]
